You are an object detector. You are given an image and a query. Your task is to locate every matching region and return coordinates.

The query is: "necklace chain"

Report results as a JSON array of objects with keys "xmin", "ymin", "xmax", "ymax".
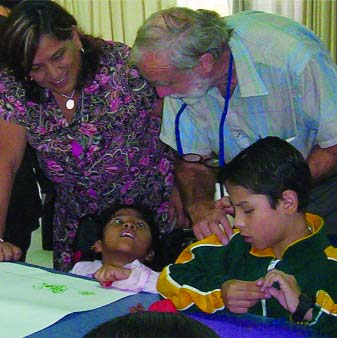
[{"xmin": 60, "ymin": 90, "xmax": 75, "ymax": 99}]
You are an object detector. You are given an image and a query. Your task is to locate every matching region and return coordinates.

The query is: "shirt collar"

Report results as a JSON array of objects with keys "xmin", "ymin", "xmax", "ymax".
[
  {"xmin": 250, "ymin": 213, "xmax": 325, "ymax": 258},
  {"xmin": 228, "ymin": 36, "xmax": 269, "ymax": 98}
]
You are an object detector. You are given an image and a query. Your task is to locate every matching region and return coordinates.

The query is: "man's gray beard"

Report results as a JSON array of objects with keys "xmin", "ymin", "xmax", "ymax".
[
  {"xmin": 168, "ymin": 78, "xmax": 212, "ymax": 104},
  {"xmin": 171, "ymin": 88, "xmax": 212, "ymax": 105}
]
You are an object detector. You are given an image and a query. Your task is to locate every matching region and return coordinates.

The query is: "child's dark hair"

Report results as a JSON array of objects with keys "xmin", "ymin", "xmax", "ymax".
[
  {"xmin": 84, "ymin": 311, "xmax": 220, "ymax": 338},
  {"xmin": 97, "ymin": 205, "xmax": 158, "ymax": 243},
  {"xmin": 220, "ymin": 137, "xmax": 312, "ymax": 211}
]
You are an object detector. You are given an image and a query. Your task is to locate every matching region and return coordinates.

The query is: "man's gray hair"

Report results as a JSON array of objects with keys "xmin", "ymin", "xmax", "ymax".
[{"xmin": 130, "ymin": 7, "xmax": 231, "ymax": 69}]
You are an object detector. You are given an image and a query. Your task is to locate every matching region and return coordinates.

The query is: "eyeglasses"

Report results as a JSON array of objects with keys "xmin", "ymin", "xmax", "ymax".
[{"xmin": 182, "ymin": 153, "xmax": 219, "ymax": 168}]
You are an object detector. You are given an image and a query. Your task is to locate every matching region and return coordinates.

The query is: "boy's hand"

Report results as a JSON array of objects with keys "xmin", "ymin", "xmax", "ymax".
[
  {"xmin": 221, "ymin": 279, "xmax": 267, "ymax": 313},
  {"xmin": 257, "ymin": 269, "xmax": 302, "ymax": 314},
  {"xmin": 93, "ymin": 264, "xmax": 131, "ymax": 288}
]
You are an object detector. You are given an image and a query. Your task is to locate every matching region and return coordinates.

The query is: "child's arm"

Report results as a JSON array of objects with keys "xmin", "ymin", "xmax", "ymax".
[
  {"xmin": 93, "ymin": 265, "xmax": 131, "ymax": 288},
  {"xmin": 93, "ymin": 261, "xmax": 159, "ymax": 293},
  {"xmin": 69, "ymin": 261, "xmax": 103, "ymax": 278},
  {"xmin": 157, "ymin": 235, "xmax": 230, "ymax": 313},
  {"xmin": 111, "ymin": 260, "xmax": 159, "ymax": 294}
]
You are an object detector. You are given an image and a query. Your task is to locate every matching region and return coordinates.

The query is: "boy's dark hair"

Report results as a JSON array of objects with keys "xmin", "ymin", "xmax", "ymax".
[
  {"xmin": 84, "ymin": 311, "xmax": 220, "ymax": 338},
  {"xmin": 220, "ymin": 137, "xmax": 312, "ymax": 211},
  {"xmin": 73, "ymin": 204, "xmax": 161, "ymax": 270},
  {"xmin": 0, "ymin": 0, "xmax": 106, "ymax": 102}
]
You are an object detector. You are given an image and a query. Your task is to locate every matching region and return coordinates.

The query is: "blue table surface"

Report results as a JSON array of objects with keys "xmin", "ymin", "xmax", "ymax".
[
  {"xmin": 21, "ymin": 263, "xmax": 325, "ymax": 338},
  {"xmin": 26, "ymin": 292, "xmax": 160, "ymax": 338},
  {"xmin": 26, "ymin": 292, "xmax": 325, "ymax": 338}
]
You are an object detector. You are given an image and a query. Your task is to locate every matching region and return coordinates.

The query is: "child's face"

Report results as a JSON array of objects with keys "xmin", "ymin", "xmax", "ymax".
[
  {"xmin": 226, "ymin": 182, "xmax": 289, "ymax": 254},
  {"xmin": 101, "ymin": 208, "xmax": 152, "ymax": 260}
]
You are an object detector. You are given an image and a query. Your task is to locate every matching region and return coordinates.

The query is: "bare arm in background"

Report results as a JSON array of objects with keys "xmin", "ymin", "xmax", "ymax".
[
  {"xmin": 0, "ymin": 118, "xmax": 27, "ymax": 260},
  {"xmin": 307, "ymin": 143, "xmax": 337, "ymax": 184}
]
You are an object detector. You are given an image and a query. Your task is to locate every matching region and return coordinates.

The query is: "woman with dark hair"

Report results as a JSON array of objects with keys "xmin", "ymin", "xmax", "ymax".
[{"xmin": 0, "ymin": 0, "xmax": 177, "ymax": 271}]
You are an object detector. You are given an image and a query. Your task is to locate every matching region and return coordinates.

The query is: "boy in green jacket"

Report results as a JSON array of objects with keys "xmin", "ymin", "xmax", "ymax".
[{"xmin": 157, "ymin": 137, "xmax": 337, "ymax": 336}]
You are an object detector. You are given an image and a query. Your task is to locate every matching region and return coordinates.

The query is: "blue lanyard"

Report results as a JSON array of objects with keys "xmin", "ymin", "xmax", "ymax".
[
  {"xmin": 175, "ymin": 52, "xmax": 234, "ymax": 167},
  {"xmin": 175, "ymin": 103, "xmax": 187, "ymax": 156}
]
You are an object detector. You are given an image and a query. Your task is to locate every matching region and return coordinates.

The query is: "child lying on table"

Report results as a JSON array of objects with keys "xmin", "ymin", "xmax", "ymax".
[
  {"xmin": 70, "ymin": 205, "xmax": 159, "ymax": 293},
  {"xmin": 157, "ymin": 136, "xmax": 337, "ymax": 336}
]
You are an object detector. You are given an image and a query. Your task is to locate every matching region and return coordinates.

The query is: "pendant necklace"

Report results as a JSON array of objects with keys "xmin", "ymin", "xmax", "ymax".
[{"xmin": 60, "ymin": 90, "xmax": 76, "ymax": 110}]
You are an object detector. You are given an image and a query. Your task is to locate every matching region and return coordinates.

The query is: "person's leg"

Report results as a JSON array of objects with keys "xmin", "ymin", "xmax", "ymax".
[
  {"xmin": 35, "ymin": 162, "xmax": 56, "ymax": 251},
  {"xmin": 4, "ymin": 145, "xmax": 42, "ymax": 261},
  {"xmin": 41, "ymin": 192, "xmax": 55, "ymax": 251}
]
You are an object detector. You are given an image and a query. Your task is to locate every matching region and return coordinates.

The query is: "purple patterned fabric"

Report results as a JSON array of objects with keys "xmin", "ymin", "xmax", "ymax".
[{"xmin": 0, "ymin": 42, "xmax": 174, "ymax": 271}]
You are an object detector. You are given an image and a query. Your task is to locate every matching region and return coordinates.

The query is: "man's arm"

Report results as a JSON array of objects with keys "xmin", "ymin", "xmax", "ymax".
[
  {"xmin": 300, "ymin": 51, "xmax": 337, "ymax": 184},
  {"xmin": 307, "ymin": 143, "xmax": 337, "ymax": 184},
  {"xmin": 174, "ymin": 156, "xmax": 233, "ymax": 243},
  {"xmin": 0, "ymin": 119, "xmax": 27, "ymax": 260}
]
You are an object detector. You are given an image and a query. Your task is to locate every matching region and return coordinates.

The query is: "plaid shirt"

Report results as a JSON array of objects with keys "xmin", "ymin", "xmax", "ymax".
[{"xmin": 160, "ymin": 10, "xmax": 337, "ymax": 163}]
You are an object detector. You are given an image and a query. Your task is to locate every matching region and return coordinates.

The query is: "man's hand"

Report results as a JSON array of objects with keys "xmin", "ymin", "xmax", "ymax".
[
  {"xmin": 0, "ymin": 241, "xmax": 22, "ymax": 261},
  {"xmin": 214, "ymin": 196, "xmax": 234, "ymax": 213},
  {"xmin": 151, "ymin": 98, "xmax": 164, "ymax": 117},
  {"xmin": 222, "ymin": 279, "xmax": 267, "ymax": 314},
  {"xmin": 93, "ymin": 264, "xmax": 131, "ymax": 288},
  {"xmin": 168, "ymin": 185, "xmax": 190, "ymax": 228},
  {"xmin": 191, "ymin": 199, "xmax": 234, "ymax": 244},
  {"xmin": 258, "ymin": 269, "xmax": 303, "ymax": 315},
  {"xmin": 175, "ymin": 158, "xmax": 234, "ymax": 242}
]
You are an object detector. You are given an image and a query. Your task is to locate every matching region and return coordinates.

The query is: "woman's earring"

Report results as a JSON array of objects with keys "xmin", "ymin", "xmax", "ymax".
[
  {"xmin": 25, "ymin": 75, "xmax": 33, "ymax": 82},
  {"xmin": 80, "ymin": 47, "xmax": 85, "ymax": 53}
]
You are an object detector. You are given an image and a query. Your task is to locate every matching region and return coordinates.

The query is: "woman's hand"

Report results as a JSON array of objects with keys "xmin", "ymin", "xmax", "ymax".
[
  {"xmin": 93, "ymin": 264, "xmax": 131, "ymax": 288},
  {"xmin": 0, "ymin": 241, "xmax": 22, "ymax": 261}
]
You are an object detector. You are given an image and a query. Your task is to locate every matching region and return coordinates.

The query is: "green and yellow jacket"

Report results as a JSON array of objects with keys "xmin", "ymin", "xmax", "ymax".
[{"xmin": 157, "ymin": 213, "xmax": 337, "ymax": 336}]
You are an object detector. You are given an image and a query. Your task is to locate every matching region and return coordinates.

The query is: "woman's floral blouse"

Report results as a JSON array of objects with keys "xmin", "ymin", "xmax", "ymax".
[{"xmin": 0, "ymin": 42, "xmax": 174, "ymax": 271}]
